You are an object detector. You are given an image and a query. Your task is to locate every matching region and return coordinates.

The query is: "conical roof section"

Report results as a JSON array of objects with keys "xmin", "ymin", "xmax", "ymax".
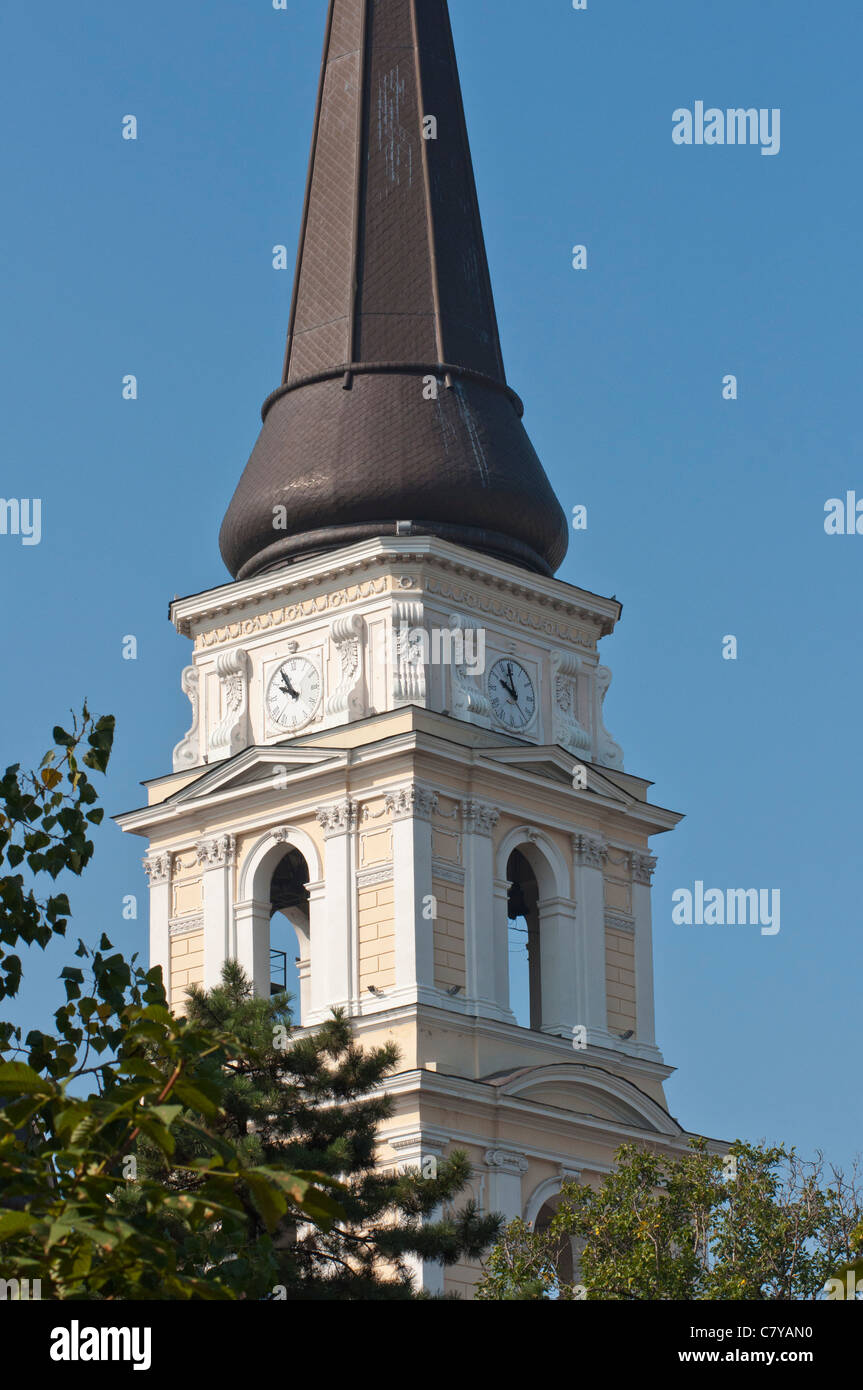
[{"xmin": 220, "ymin": 0, "xmax": 569, "ymax": 581}]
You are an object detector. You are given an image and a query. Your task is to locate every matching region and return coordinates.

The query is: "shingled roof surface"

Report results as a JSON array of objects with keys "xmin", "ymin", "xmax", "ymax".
[{"xmin": 219, "ymin": 0, "xmax": 569, "ymax": 581}]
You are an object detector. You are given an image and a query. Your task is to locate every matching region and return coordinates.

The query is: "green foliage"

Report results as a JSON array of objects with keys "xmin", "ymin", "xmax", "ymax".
[
  {"xmin": 115, "ymin": 962, "xmax": 503, "ymax": 1299},
  {"xmin": 0, "ymin": 709, "xmax": 341, "ymax": 1299},
  {"xmin": 474, "ymin": 1218, "xmax": 556, "ymax": 1300},
  {"xmin": 477, "ymin": 1140, "xmax": 863, "ymax": 1302},
  {"xmin": 0, "ymin": 705, "xmax": 113, "ymax": 1013}
]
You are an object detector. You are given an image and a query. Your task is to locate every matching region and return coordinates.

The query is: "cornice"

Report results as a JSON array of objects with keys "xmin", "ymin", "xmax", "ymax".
[
  {"xmin": 170, "ymin": 537, "xmax": 621, "ymax": 640},
  {"xmin": 117, "ymin": 728, "xmax": 681, "ymax": 846},
  {"xmin": 380, "ymin": 1066, "xmax": 687, "ymax": 1145},
  {"xmin": 339, "ymin": 1002, "xmax": 676, "ymax": 1085}
]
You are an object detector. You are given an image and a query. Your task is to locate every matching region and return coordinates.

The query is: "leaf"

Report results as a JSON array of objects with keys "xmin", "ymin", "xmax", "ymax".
[
  {"xmin": 0, "ymin": 1211, "xmax": 38, "ymax": 1241},
  {"xmin": 172, "ymin": 1080, "xmax": 221, "ymax": 1119},
  {"xmin": 40, "ymin": 768, "xmax": 62, "ymax": 790},
  {"xmin": 134, "ymin": 1116, "xmax": 176, "ymax": 1156},
  {"xmin": 242, "ymin": 1171, "xmax": 288, "ymax": 1232},
  {"xmin": 0, "ymin": 1061, "xmax": 54, "ymax": 1097},
  {"xmin": 149, "ymin": 1104, "xmax": 183, "ymax": 1128}
]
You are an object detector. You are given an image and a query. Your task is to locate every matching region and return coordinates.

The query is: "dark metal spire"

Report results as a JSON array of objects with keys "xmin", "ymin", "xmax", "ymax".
[{"xmin": 220, "ymin": 0, "xmax": 569, "ymax": 581}]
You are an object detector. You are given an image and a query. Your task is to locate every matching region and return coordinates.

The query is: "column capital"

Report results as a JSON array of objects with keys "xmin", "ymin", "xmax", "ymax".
[
  {"xmin": 315, "ymin": 799, "xmax": 358, "ymax": 837},
  {"xmin": 386, "ymin": 783, "xmax": 439, "ymax": 821},
  {"xmin": 461, "ymin": 800, "xmax": 500, "ymax": 836},
  {"xmin": 630, "ymin": 851, "xmax": 658, "ymax": 885},
  {"xmin": 196, "ymin": 833, "xmax": 237, "ymax": 868},
  {"xmin": 143, "ymin": 852, "xmax": 172, "ymax": 885},
  {"xmin": 572, "ymin": 832, "xmax": 608, "ymax": 868}
]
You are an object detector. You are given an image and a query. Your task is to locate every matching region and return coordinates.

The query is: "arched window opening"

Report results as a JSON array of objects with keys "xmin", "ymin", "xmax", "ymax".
[
  {"xmin": 535, "ymin": 1199, "xmax": 576, "ymax": 1286},
  {"xmin": 507, "ymin": 849, "xmax": 541, "ymax": 1030},
  {"xmin": 269, "ymin": 847, "xmax": 310, "ymax": 1024}
]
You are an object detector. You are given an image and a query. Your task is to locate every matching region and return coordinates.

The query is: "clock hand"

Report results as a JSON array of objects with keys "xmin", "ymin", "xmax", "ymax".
[{"xmin": 280, "ymin": 671, "xmax": 300, "ymax": 700}]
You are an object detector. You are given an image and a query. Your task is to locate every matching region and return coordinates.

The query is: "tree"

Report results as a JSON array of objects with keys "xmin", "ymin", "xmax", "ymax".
[
  {"xmin": 476, "ymin": 1140, "xmax": 863, "ymax": 1301},
  {"xmin": 0, "ymin": 707, "xmax": 499, "ymax": 1300},
  {"xmin": 115, "ymin": 961, "xmax": 502, "ymax": 1299},
  {"xmin": 0, "ymin": 708, "xmax": 341, "ymax": 1299}
]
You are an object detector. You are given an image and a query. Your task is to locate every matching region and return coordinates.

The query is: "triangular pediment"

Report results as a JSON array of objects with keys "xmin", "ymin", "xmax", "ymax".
[
  {"xmin": 478, "ymin": 744, "xmax": 635, "ymax": 804},
  {"xmin": 166, "ymin": 745, "xmax": 345, "ymax": 805}
]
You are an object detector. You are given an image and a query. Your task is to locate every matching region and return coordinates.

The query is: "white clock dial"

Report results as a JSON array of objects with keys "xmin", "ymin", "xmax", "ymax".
[
  {"xmin": 266, "ymin": 657, "xmax": 322, "ymax": 732},
  {"xmin": 487, "ymin": 658, "xmax": 536, "ymax": 731}
]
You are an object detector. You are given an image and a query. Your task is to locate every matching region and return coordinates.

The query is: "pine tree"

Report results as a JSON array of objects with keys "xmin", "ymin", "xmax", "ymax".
[{"xmin": 119, "ymin": 961, "xmax": 501, "ymax": 1299}]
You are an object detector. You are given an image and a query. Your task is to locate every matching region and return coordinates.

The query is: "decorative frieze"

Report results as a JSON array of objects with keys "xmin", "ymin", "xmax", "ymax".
[
  {"xmin": 169, "ymin": 913, "xmax": 204, "ymax": 938},
  {"xmin": 605, "ymin": 912, "xmax": 636, "ymax": 934},
  {"xmin": 461, "ymin": 800, "xmax": 500, "ymax": 836},
  {"xmin": 630, "ymin": 852, "xmax": 657, "ymax": 886},
  {"xmin": 572, "ymin": 832, "xmax": 608, "ymax": 869},
  {"xmin": 192, "ymin": 577, "xmax": 389, "ymax": 647},
  {"xmin": 386, "ymin": 785, "xmax": 439, "ymax": 821},
  {"xmin": 196, "ymin": 834, "xmax": 237, "ymax": 868},
  {"xmin": 356, "ymin": 865, "xmax": 394, "ymax": 889},
  {"xmin": 316, "ymin": 800, "xmax": 359, "ymax": 837},
  {"xmin": 172, "ymin": 666, "xmax": 201, "ymax": 771},
  {"xmin": 431, "ymin": 860, "xmax": 466, "ymax": 886},
  {"xmin": 143, "ymin": 853, "xmax": 172, "ymax": 886},
  {"xmin": 425, "ymin": 575, "xmax": 599, "ymax": 649}
]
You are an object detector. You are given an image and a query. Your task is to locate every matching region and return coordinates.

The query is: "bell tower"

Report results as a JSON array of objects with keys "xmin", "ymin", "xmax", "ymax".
[{"xmin": 118, "ymin": 0, "xmax": 696, "ymax": 1298}]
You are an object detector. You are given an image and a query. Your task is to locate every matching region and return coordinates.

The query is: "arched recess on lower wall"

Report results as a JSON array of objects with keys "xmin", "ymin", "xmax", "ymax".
[
  {"xmin": 234, "ymin": 826, "xmax": 323, "ymax": 1011},
  {"xmin": 495, "ymin": 825, "xmax": 575, "ymax": 1036},
  {"xmin": 523, "ymin": 1176, "xmax": 584, "ymax": 1286}
]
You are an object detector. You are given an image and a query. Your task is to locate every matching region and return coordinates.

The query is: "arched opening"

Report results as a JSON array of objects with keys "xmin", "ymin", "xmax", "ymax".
[
  {"xmin": 507, "ymin": 849, "xmax": 541, "ymax": 1030},
  {"xmin": 535, "ymin": 1199, "xmax": 576, "ymax": 1285},
  {"xmin": 498, "ymin": 830, "xmax": 577, "ymax": 1038},
  {"xmin": 268, "ymin": 847, "xmax": 310, "ymax": 1024}
]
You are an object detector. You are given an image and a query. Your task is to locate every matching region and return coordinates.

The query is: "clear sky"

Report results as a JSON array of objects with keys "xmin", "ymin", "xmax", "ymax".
[{"xmin": 1, "ymin": 0, "xmax": 859, "ymax": 1172}]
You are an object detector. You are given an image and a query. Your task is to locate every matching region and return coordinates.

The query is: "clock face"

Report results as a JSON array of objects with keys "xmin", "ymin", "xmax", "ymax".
[
  {"xmin": 266, "ymin": 657, "xmax": 322, "ymax": 732},
  {"xmin": 487, "ymin": 658, "xmax": 536, "ymax": 731}
]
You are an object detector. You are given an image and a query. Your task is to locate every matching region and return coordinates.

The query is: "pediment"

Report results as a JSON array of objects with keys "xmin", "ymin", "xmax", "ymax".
[
  {"xmin": 479, "ymin": 745, "xmax": 634, "ymax": 803},
  {"xmin": 166, "ymin": 745, "xmax": 344, "ymax": 805}
]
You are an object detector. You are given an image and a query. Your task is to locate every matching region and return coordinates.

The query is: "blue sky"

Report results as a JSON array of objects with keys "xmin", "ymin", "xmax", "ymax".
[{"xmin": 1, "ymin": 0, "xmax": 859, "ymax": 1171}]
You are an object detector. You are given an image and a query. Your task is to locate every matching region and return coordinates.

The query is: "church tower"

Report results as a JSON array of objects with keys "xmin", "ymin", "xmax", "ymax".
[{"xmin": 118, "ymin": 0, "xmax": 695, "ymax": 1297}]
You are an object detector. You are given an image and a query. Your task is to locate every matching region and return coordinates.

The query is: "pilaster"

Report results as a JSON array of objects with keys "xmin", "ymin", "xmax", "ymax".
[
  {"xmin": 197, "ymin": 834, "xmax": 238, "ymax": 990},
  {"xmin": 572, "ymin": 832, "xmax": 609, "ymax": 1041},
  {"xmin": 484, "ymin": 1147, "xmax": 529, "ymax": 1224},
  {"xmin": 310, "ymin": 799, "xmax": 358, "ymax": 1020},
  {"xmin": 630, "ymin": 852, "xmax": 658, "ymax": 1047},
  {"xmin": 143, "ymin": 852, "xmax": 172, "ymax": 987},
  {"xmin": 461, "ymin": 800, "xmax": 510, "ymax": 1022},
  {"xmin": 389, "ymin": 784, "xmax": 437, "ymax": 1000}
]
